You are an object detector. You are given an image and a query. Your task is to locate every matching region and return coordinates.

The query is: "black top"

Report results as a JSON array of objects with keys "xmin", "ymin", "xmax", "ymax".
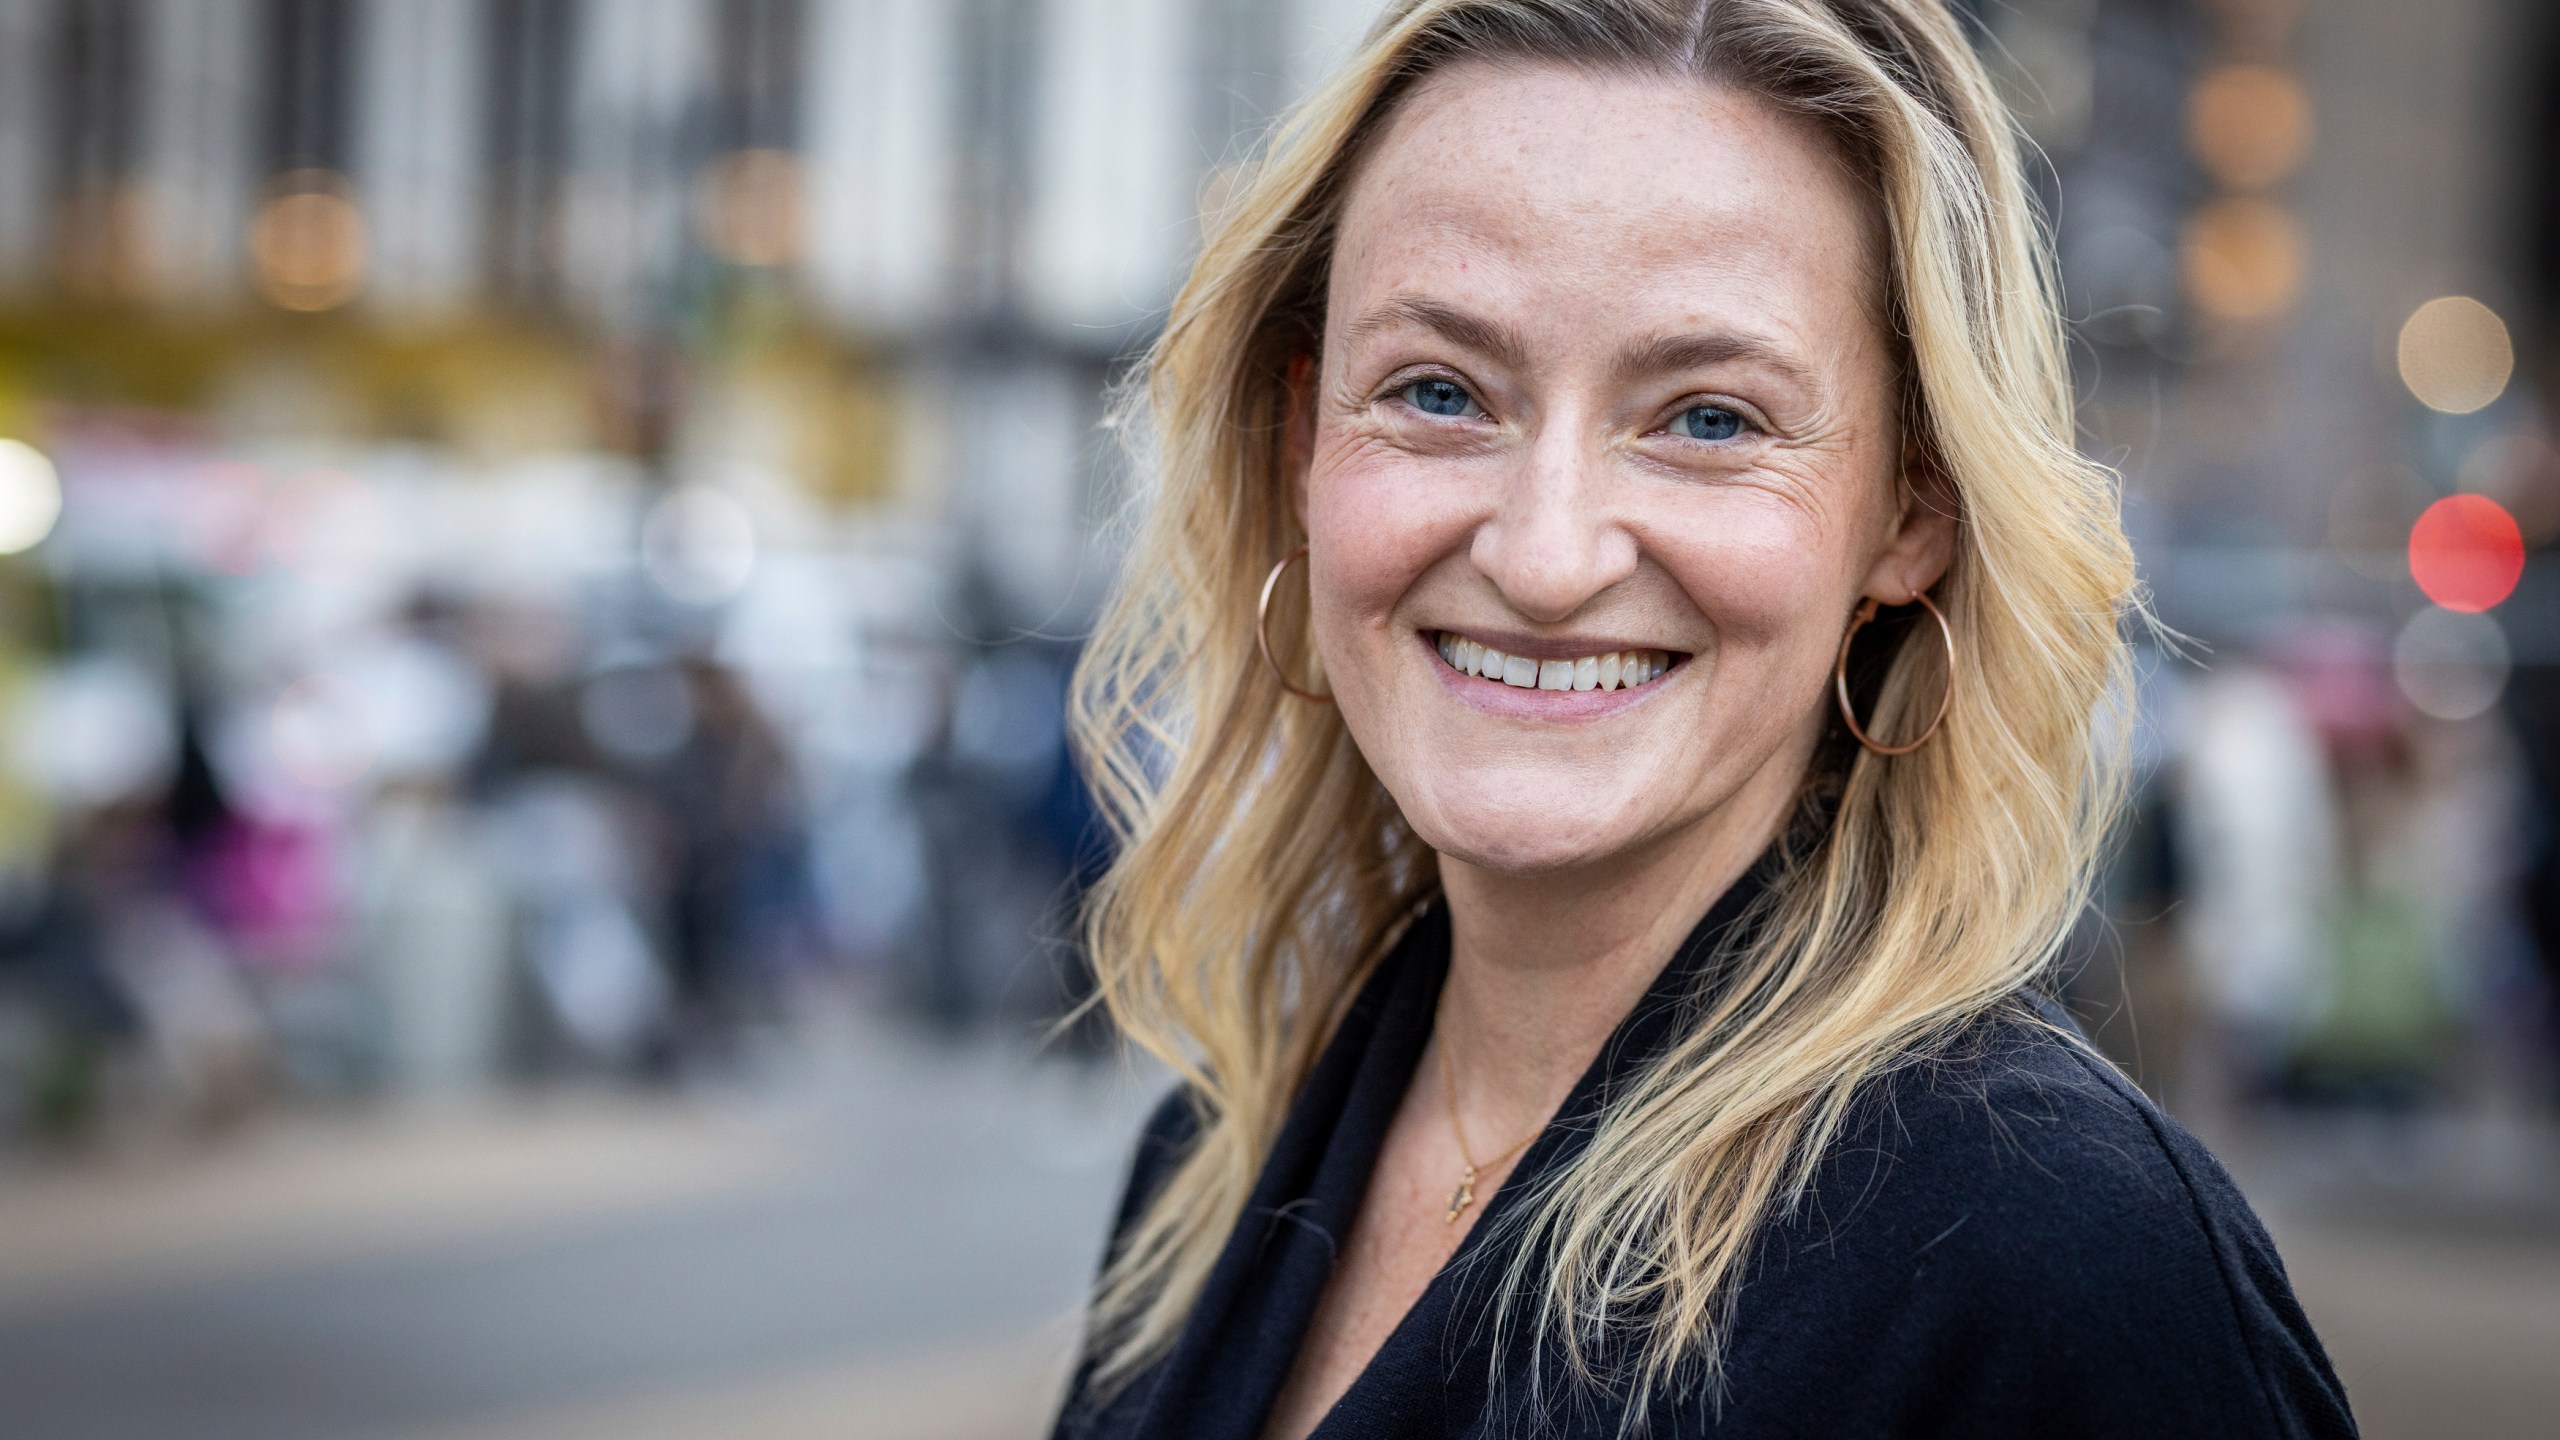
[{"xmin": 1053, "ymin": 867, "xmax": 2358, "ymax": 1439}]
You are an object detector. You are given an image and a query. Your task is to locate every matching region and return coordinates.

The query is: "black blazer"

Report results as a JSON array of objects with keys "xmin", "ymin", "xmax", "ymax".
[{"xmin": 1053, "ymin": 867, "xmax": 2358, "ymax": 1439}]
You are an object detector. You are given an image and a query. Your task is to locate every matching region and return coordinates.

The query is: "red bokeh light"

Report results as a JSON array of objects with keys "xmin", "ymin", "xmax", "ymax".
[{"xmin": 2408, "ymin": 494, "xmax": 2524, "ymax": 612}]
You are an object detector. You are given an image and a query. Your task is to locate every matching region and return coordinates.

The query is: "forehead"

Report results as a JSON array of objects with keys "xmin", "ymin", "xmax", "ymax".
[{"xmin": 1328, "ymin": 60, "xmax": 1884, "ymax": 350}]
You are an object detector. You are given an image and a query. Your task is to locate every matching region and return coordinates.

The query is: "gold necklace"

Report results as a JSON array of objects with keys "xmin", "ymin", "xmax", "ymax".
[{"xmin": 1436, "ymin": 1038, "xmax": 1542, "ymax": 1225}]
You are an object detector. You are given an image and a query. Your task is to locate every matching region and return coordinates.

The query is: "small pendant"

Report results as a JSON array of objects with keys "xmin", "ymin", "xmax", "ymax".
[{"xmin": 1444, "ymin": 1167, "xmax": 1479, "ymax": 1225}]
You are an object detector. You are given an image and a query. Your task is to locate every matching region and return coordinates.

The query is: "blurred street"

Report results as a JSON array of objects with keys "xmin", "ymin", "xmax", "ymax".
[
  {"xmin": 3, "ymin": 1031, "xmax": 2558, "ymax": 1440},
  {"xmin": 2272, "ymin": 1215, "xmax": 2560, "ymax": 1440},
  {"xmin": 0, "ymin": 1014, "xmax": 1162, "ymax": 1440}
]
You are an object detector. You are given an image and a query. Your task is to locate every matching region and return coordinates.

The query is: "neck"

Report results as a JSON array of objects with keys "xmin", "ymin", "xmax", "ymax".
[{"xmin": 1431, "ymin": 749, "xmax": 1807, "ymax": 1138}]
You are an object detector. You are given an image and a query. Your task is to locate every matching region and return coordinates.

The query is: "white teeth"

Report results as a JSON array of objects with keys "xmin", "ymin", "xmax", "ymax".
[{"xmin": 1433, "ymin": 634, "xmax": 1676, "ymax": 692}]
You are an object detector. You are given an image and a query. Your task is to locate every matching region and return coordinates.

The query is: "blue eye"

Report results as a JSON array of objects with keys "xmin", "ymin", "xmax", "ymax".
[
  {"xmin": 1669, "ymin": 405, "xmax": 1746, "ymax": 441},
  {"xmin": 1401, "ymin": 379, "xmax": 1480, "ymax": 418}
]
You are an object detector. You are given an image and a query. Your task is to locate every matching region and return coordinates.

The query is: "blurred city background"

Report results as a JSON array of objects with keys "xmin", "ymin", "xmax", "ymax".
[{"xmin": 0, "ymin": 0, "xmax": 2550, "ymax": 1436}]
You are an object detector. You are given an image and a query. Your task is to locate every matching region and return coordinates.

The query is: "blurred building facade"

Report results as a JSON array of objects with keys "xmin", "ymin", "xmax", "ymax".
[
  {"xmin": 0, "ymin": 0, "xmax": 2549, "ymax": 1144},
  {"xmin": 0, "ymin": 0, "xmax": 1385, "ymax": 1132}
]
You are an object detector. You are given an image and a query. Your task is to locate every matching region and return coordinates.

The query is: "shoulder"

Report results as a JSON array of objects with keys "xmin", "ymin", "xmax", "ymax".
[
  {"xmin": 1831, "ymin": 996, "xmax": 2215, "ymax": 1243},
  {"xmin": 1773, "ymin": 997, "xmax": 2243, "ymax": 1317},
  {"xmin": 1727, "ymin": 995, "xmax": 2355, "ymax": 1437}
]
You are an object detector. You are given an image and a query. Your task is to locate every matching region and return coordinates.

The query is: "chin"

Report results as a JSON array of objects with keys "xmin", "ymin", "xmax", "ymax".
[{"xmin": 1401, "ymin": 778, "xmax": 1656, "ymax": 878}]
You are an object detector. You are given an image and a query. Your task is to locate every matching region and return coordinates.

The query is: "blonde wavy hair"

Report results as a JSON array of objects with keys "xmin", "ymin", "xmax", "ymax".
[{"xmin": 1069, "ymin": 0, "xmax": 2137, "ymax": 1408}]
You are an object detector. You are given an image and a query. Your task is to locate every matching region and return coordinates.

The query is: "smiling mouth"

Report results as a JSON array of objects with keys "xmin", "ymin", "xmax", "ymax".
[{"xmin": 1432, "ymin": 631, "xmax": 1682, "ymax": 692}]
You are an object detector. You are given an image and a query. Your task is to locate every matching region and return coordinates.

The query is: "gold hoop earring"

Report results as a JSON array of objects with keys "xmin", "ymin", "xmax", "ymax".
[
  {"xmin": 1833, "ymin": 592, "xmax": 1953, "ymax": 756},
  {"xmin": 1256, "ymin": 544, "xmax": 1333, "ymax": 703}
]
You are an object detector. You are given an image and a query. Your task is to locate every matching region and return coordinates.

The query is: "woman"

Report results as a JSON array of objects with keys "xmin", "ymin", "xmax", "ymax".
[{"xmin": 1054, "ymin": 1, "xmax": 2356, "ymax": 1436}]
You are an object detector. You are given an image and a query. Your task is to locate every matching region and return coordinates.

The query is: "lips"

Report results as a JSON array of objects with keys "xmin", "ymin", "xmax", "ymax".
[{"xmin": 1432, "ymin": 631, "xmax": 1679, "ymax": 692}]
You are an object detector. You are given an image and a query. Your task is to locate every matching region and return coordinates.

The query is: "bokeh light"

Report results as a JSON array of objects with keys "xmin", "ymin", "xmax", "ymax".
[
  {"xmin": 2396, "ymin": 295, "xmax": 2513, "ymax": 414},
  {"xmin": 640, "ymin": 485, "xmax": 758, "ymax": 604},
  {"xmin": 269, "ymin": 674, "xmax": 379, "ymax": 791},
  {"xmin": 2408, "ymin": 494, "xmax": 2524, "ymax": 612},
  {"xmin": 2392, "ymin": 606, "xmax": 2510, "ymax": 721},
  {"xmin": 2180, "ymin": 197, "xmax": 2303, "ymax": 319},
  {"xmin": 5, "ymin": 655, "xmax": 176, "ymax": 807},
  {"xmin": 694, "ymin": 149, "xmax": 807, "ymax": 268},
  {"xmin": 0, "ymin": 438, "xmax": 64, "ymax": 554},
  {"xmin": 2188, "ymin": 64, "xmax": 2313, "ymax": 190},
  {"xmin": 250, "ymin": 171, "xmax": 369, "ymax": 312}
]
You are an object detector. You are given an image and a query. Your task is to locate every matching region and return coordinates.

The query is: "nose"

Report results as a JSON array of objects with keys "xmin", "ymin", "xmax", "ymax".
[{"xmin": 1468, "ymin": 426, "xmax": 1637, "ymax": 624}]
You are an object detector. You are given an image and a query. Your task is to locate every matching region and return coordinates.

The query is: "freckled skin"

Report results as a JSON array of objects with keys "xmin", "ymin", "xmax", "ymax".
[
  {"xmin": 1298, "ymin": 63, "xmax": 1928, "ymax": 878},
  {"xmin": 1261, "ymin": 61, "xmax": 1954, "ymax": 1440}
]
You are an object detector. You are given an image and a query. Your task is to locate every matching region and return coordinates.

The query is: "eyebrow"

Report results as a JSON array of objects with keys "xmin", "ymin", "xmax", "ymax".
[
  {"xmin": 1341, "ymin": 293, "xmax": 1821, "ymax": 396},
  {"xmin": 1340, "ymin": 296, "xmax": 1532, "ymax": 373},
  {"xmin": 1617, "ymin": 330, "xmax": 1822, "ymax": 395}
]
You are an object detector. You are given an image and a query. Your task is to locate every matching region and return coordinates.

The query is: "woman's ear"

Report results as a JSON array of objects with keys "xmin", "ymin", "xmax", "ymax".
[
  {"xmin": 1859, "ymin": 437, "xmax": 1957, "ymax": 605},
  {"xmin": 1283, "ymin": 353, "xmax": 1317, "ymax": 529}
]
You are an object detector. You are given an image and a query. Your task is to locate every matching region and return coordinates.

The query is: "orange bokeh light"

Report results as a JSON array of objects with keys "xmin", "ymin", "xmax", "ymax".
[
  {"xmin": 250, "ymin": 170, "xmax": 368, "ymax": 312},
  {"xmin": 694, "ymin": 148, "xmax": 806, "ymax": 268},
  {"xmin": 2408, "ymin": 494, "xmax": 2523, "ymax": 612},
  {"xmin": 2188, "ymin": 64, "xmax": 2313, "ymax": 190},
  {"xmin": 2180, "ymin": 197, "xmax": 2303, "ymax": 320}
]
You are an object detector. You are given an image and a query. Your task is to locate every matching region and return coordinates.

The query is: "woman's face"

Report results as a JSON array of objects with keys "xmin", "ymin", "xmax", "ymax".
[{"xmin": 1297, "ymin": 61, "xmax": 1951, "ymax": 879}]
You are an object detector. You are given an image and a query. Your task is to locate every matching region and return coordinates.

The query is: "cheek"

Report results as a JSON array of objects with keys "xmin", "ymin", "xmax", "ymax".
[
  {"xmin": 1647, "ymin": 495, "xmax": 1853, "ymax": 653},
  {"xmin": 1303, "ymin": 438, "xmax": 1476, "ymax": 629}
]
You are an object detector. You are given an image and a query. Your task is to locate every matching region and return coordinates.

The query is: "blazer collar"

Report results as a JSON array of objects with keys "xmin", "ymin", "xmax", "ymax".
[{"xmin": 1125, "ymin": 856, "xmax": 1777, "ymax": 1440}]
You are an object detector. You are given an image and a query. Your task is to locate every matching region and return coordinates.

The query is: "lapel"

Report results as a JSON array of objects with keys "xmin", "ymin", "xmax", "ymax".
[
  {"xmin": 1126, "ymin": 861, "xmax": 1771, "ymax": 1440},
  {"xmin": 1311, "ymin": 863, "xmax": 1772, "ymax": 1437},
  {"xmin": 1122, "ymin": 907, "xmax": 1450, "ymax": 1440}
]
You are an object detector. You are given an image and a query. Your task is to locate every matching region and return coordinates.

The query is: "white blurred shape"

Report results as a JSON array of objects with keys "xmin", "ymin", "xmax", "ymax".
[
  {"xmin": 138, "ymin": 0, "xmax": 259, "ymax": 303},
  {"xmin": 340, "ymin": 636, "xmax": 493, "ymax": 781},
  {"xmin": 2173, "ymin": 665, "xmax": 2339, "ymax": 1041},
  {"xmin": 0, "ymin": 438, "xmax": 62, "ymax": 553},
  {"xmin": 2393, "ymin": 607, "xmax": 2510, "ymax": 721},
  {"xmin": 494, "ymin": 777, "xmax": 665, "ymax": 1059},
  {"xmin": 641, "ymin": 485, "xmax": 758, "ymax": 604},
  {"xmin": 209, "ymin": 639, "xmax": 489, "ymax": 814},
  {"xmin": 2398, "ymin": 297, "xmax": 2513, "ymax": 416},
  {"xmin": 580, "ymin": 662, "xmax": 696, "ymax": 762},
  {"xmin": 355, "ymin": 0, "xmax": 481, "ymax": 314},
  {"xmin": 450, "ymin": 454, "xmax": 643, "ymax": 600},
  {"xmin": 270, "ymin": 675, "xmax": 379, "ymax": 791},
  {"xmin": 532, "ymin": 894, "xmax": 667, "ymax": 1058},
  {"xmin": 7, "ymin": 655, "xmax": 177, "ymax": 808},
  {"xmin": 563, "ymin": 0, "xmax": 714, "ymax": 323},
  {"xmin": 353, "ymin": 793, "xmax": 510, "ymax": 1093},
  {"xmin": 803, "ymin": 0, "xmax": 957, "ymax": 332},
  {"xmin": 1023, "ymin": 0, "xmax": 1195, "ymax": 333},
  {"xmin": 954, "ymin": 362, "xmax": 1088, "ymax": 619}
]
